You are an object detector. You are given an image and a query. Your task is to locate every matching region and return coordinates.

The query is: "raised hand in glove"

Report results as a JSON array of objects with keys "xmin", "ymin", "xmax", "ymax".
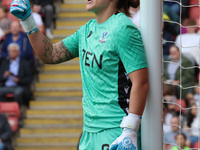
[{"xmin": 10, "ymin": 0, "xmax": 38, "ymax": 34}]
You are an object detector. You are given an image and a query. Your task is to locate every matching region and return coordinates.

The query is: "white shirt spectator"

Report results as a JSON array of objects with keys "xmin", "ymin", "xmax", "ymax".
[
  {"xmin": 167, "ymin": 59, "xmax": 181, "ymax": 80},
  {"xmin": 190, "ymin": 114, "xmax": 199, "ymax": 136},
  {"xmin": 175, "ymin": 33, "xmax": 200, "ymax": 65},
  {"xmin": 163, "ymin": 112, "xmax": 173, "ymax": 134},
  {"xmin": 5, "ymin": 57, "xmax": 19, "ymax": 87},
  {"xmin": 32, "ymin": 12, "xmax": 44, "ymax": 27}
]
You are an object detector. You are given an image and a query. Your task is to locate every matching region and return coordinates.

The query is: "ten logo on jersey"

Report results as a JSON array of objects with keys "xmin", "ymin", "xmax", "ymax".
[{"xmin": 82, "ymin": 49, "xmax": 103, "ymax": 69}]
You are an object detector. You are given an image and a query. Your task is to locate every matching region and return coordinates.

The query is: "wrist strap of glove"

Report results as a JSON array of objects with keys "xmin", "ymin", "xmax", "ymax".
[
  {"xmin": 120, "ymin": 113, "xmax": 142, "ymax": 132},
  {"xmin": 20, "ymin": 15, "xmax": 38, "ymax": 35}
]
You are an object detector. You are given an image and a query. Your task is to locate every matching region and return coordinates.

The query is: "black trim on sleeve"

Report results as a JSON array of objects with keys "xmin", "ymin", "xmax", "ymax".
[{"xmin": 118, "ymin": 60, "xmax": 132, "ymax": 115}]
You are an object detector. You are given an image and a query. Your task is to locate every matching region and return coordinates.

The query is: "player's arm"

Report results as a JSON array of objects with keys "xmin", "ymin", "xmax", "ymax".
[
  {"xmin": 28, "ymin": 31, "xmax": 75, "ymax": 64},
  {"xmin": 128, "ymin": 68, "xmax": 149, "ymax": 115},
  {"xmin": 110, "ymin": 23, "xmax": 148, "ymax": 150},
  {"xmin": 110, "ymin": 68, "xmax": 148, "ymax": 150},
  {"xmin": 10, "ymin": 0, "xmax": 75, "ymax": 64}
]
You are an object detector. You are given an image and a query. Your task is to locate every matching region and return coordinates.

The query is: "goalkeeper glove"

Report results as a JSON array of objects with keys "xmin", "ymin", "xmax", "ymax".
[
  {"xmin": 110, "ymin": 113, "xmax": 141, "ymax": 150},
  {"xmin": 10, "ymin": 0, "xmax": 38, "ymax": 34}
]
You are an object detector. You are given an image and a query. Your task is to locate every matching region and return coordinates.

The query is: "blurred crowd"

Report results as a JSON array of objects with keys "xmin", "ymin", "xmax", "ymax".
[
  {"xmin": 161, "ymin": 0, "xmax": 200, "ymax": 149},
  {"xmin": 0, "ymin": 0, "xmax": 59, "ymax": 106},
  {"xmin": 0, "ymin": 0, "xmax": 59, "ymax": 149}
]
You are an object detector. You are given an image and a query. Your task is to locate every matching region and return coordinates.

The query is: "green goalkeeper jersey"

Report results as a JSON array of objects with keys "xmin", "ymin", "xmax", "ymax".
[{"xmin": 63, "ymin": 12, "xmax": 147, "ymax": 132}]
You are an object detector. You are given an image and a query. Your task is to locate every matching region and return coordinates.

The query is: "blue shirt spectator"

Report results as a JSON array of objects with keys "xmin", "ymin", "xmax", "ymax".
[
  {"xmin": 1, "ymin": 21, "xmax": 35, "ymax": 67},
  {"xmin": 163, "ymin": 116, "xmax": 190, "ymax": 148},
  {"xmin": 5, "ymin": 56, "xmax": 20, "ymax": 87},
  {"xmin": 0, "ymin": 43, "xmax": 33, "ymax": 106}
]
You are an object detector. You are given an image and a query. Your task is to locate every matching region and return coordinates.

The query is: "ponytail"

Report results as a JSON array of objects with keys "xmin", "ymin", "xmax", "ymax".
[{"xmin": 117, "ymin": 0, "xmax": 140, "ymax": 17}]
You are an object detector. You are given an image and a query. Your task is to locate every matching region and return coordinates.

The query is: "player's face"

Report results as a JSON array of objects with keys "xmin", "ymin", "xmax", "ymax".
[{"xmin": 86, "ymin": 0, "xmax": 110, "ymax": 13}]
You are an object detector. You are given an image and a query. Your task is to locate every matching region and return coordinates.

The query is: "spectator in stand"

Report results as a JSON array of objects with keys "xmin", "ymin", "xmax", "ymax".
[
  {"xmin": 184, "ymin": 103, "xmax": 199, "ymax": 147},
  {"xmin": 163, "ymin": 45, "xmax": 196, "ymax": 100},
  {"xmin": 186, "ymin": 84, "xmax": 200, "ymax": 105},
  {"xmin": 163, "ymin": 116, "xmax": 190, "ymax": 149},
  {"xmin": 163, "ymin": 102, "xmax": 173, "ymax": 134},
  {"xmin": 1, "ymin": 21, "xmax": 35, "ymax": 68},
  {"xmin": 30, "ymin": 0, "xmax": 44, "ymax": 33},
  {"xmin": 171, "ymin": 132, "xmax": 190, "ymax": 150},
  {"xmin": 32, "ymin": 0, "xmax": 54, "ymax": 39},
  {"xmin": 163, "ymin": 84, "xmax": 176, "ymax": 97},
  {"xmin": 163, "ymin": 0, "xmax": 189, "ymax": 36},
  {"xmin": 164, "ymin": 0, "xmax": 189, "ymax": 19},
  {"xmin": 164, "ymin": 95, "xmax": 177, "ymax": 114},
  {"xmin": 0, "ymin": 43, "xmax": 33, "ymax": 106},
  {"xmin": 0, "ymin": 5, "xmax": 11, "ymax": 40},
  {"xmin": 163, "ymin": 84, "xmax": 187, "ymax": 116},
  {"xmin": 164, "ymin": 0, "xmax": 180, "ymax": 15},
  {"xmin": 175, "ymin": 18, "xmax": 200, "ymax": 66},
  {"xmin": 163, "ymin": 4, "xmax": 179, "ymax": 36},
  {"xmin": 0, "ymin": 113, "xmax": 13, "ymax": 150},
  {"xmin": 163, "ymin": 23, "xmax": 174, "ymax": 61}
]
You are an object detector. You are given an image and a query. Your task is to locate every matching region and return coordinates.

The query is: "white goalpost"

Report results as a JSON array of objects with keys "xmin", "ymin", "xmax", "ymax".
[
  {"xmin": 139, "ymin": 0, "xmax": 200, "ymax": 149},
  {"xmin": 140, "ymin": 0, "xmax": 163, "ymax": 150}
]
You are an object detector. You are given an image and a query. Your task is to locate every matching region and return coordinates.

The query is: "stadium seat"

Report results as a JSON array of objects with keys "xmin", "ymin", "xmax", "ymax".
[
  {"xmin": 190, "ymin": 0, "xmax": 199, "ymax": 5},
  {"xmin": 189, "ymin": 0, "xmax": 199, "ymax": 20},
  {"xmin": 189, "ymin": 6, "xmax": 200, "ymax": 20},
  {"xmin": 0, "ymin": 102, "xmax": 20, "ymax": 132},
  {"xmin": 0, "ymin": 102, "xmax": 20, "ymax": 117}
]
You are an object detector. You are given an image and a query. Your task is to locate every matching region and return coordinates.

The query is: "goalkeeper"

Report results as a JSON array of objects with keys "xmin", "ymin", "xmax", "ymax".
[{"xmin": 10, "ymin": 0, "xmax": 149, "ymax": 149}]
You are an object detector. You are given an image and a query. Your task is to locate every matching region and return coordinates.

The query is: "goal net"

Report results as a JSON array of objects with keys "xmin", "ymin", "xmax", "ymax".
[{"xmin": 162, "ymin": 0, "xmax": 200, "ymax": 149}]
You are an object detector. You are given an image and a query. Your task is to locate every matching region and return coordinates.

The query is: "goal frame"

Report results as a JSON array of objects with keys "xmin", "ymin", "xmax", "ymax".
[{"xmin": 140, "ymin": 0, "xmax": 163, "ymax": 150}]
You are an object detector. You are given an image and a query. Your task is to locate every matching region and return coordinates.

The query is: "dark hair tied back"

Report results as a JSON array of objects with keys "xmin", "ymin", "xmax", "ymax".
[
  {"xmin": 117, "ymin": 0, "xmax": 140, "ymax": 17},
  {"xmin": 129, "ymin": 0, "xmax": 140, "ymax": 8}
]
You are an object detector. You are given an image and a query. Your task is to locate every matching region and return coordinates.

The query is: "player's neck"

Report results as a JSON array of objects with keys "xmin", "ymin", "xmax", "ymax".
[{"xmin": 95, "ymin": 8, "xmax": 118, "ymax": 24}]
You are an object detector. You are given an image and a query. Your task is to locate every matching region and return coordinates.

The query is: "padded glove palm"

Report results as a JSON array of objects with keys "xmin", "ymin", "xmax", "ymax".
[
  {"xmin": 110, "ymin": 113, "xmax": 141, "ymax": 150},
  {"xmin": 110, "ymin": 128, "xmax": 137, "ymax": 150}
]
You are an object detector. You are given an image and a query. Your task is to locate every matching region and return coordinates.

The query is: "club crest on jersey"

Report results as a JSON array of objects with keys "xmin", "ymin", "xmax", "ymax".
[{"xmin": 99, "ymin": 32, "xmax": 108, "ymax": 43}]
